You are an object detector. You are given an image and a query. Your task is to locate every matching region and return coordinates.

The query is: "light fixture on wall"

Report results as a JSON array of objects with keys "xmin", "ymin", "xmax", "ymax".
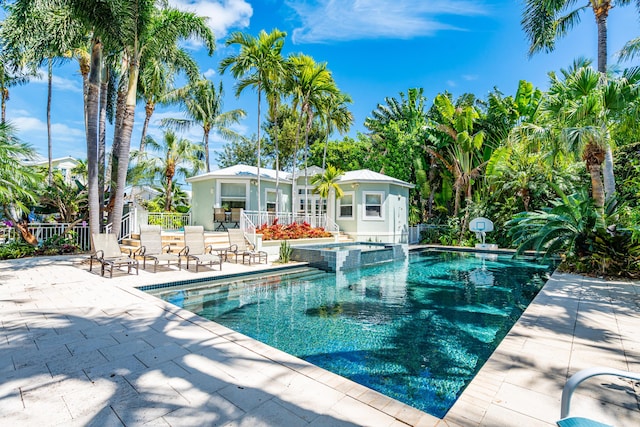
[
  {"xmin": 351, "ymin": 183, "xmax": 359, "ymax": 189},
  {"xmin": 250, "ymin": 179, "xmax": 257, "ymax": 186}
]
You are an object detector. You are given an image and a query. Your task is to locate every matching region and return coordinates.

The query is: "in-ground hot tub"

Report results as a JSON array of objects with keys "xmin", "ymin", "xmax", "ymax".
[{"xmin": 290, "ymin": 242, "xmax": 406, "ymax": 272}]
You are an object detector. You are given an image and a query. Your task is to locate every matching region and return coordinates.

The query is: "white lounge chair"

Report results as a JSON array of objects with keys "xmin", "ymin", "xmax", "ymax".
[
  {"xmin": 137, "ymin": 224, "xmax": 181, "ymax": 272},
  {"xmin": 182, "ymin": 226, "xmax": 224, "ymax": 272},
  {"xmin": 90, "ymin": 233, "xmax": 138, "ymax": 277}
]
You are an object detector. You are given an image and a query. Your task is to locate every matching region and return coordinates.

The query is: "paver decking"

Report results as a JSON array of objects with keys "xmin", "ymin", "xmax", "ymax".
[{"xmin": 0, "ymin": 254, "xmax": 638, "ymax": 426}]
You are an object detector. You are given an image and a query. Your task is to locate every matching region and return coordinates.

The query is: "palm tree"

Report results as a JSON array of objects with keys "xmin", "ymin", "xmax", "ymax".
[
  {"xmin": 162, "ymin": 79, "xmax": 245, "ymax": 172},
  {"xmin": 525, "ymin": 65, "xmax": 640, "ymax": 208},
  {"xmin": 521, "ymin": 0, "xmax": 640, "ymax": 199},
  {"xmin": 2, "ymin": 0, "xmax": 87, "ymax": 185},
  {"xmin": 286, "ymin": 53, "xmax": 339, "ymax": 213},
  {"xmin": 0, "ymin": 122, "xmax": 42, "ymax": 245},
  {"xmin": 310, "ymin": 164, "xmax": 344, "ymax": 218},
  {"xmin": 129, "ymin": 130, "xmax": 205, "ymax": 211},
  {"xmin": 0, "ymin": 49, "xmax": 31, "ymax": 125},
  {"xmin": 426, "ymin": 94, "xmax": 487, "ymax": 217},
  {"xmin": 219, "ymin": 29, "xmax": 287, "ymax": 218},
  {"xmin": 319, "ymin": 92, "xmax": 353, "ymax": 170},
  {"xmin": 136, "ymin": 8, "xmax": 203, "ymax": 151}
]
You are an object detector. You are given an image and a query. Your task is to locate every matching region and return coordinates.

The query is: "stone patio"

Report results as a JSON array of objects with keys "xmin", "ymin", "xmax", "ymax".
[{"xmin": 0, "ymin": 254, "xmax": 638, "ymax": 426}]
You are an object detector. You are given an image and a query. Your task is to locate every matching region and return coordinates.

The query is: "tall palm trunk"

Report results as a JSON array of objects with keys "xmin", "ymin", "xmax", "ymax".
[
  {"xmin": 110, "ymin": 64, "xmax": 139, "ymax": 238},
  {"xmin": 107, "ymin": 86, "xmax": 127, "ymax": 224},
  {"xmin": 273, "ymin": 104, "xmax": 280, "ymax": 214},
  {"xmin": 85, "ymin": 38, "xmax": 103, "ymax": 240},
  {"xmin": 46, "ymin": 57, "xmax": 53, "ymax": 186},
  {"xmin": 584, "ymin": 143, "xmax": 606, "ymax": 209},
  {"xmin": 256, "ymin": 88, "xmax": 262, "ymax": 223},
  {"xmin": 1, "ymin": 88, "xmax": 7, "ymax": 124},
  {"xmin": 595, "ymin": 5, "xmax": 616, "ymax": 200},
  {"xmin": 203, "ymin": 125, "xmax": 211, "ymax": 173},
  {"xmin": 98, "ymin": 66, "xmax": 108, "ymax": 228},
  {"xmin": 139, "ymin": 100, "xmax": 154, "ymax": 151},
  {"xmin": 291, "ymin": 104, "xmax": 304, "ymax": 213}
]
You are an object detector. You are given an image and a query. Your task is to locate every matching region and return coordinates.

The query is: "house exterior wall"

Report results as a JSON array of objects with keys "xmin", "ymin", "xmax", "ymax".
[
  {"xmin": 334, "ymin": 183, "xmax": 410, "ymax": 243},
  {"xmin": 190, "ymin": 177, "xmax": 293, "ymax": 230},
  {"xmin": 190, "ymin": 180, "xmax": 216, "ymax": 229}
]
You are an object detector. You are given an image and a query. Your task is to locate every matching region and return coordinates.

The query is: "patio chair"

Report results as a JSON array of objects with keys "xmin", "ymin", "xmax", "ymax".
[
  {"xmin": 136, "ymin": 224, "xmax": 181, "ymax": 272},
  {"xmin": 227, "ymin": 229, "xmax": 268, "ymax": 265},
  {"xmin": 213, "ymin": 208, "xmax": 227, "ymax": 231},
  {"xmin": 557, "ymin": 367, "xmax": 640, "ymax": 427},
  {"xmin": 230, "ymin": 208, "xmax": 242, "ymax": 228},
  {"xmin": 182, "ymin": 226, "xmax": 224, "ymax": 272},
  {"xmin": 89, "ymin": 233, "xmax": 138, "ymax": 278}
]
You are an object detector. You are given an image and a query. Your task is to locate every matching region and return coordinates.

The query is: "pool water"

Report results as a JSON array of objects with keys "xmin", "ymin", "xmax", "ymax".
[{"xmin": 152, "ymin": 250, "xmax": 555, "ymax": 418}]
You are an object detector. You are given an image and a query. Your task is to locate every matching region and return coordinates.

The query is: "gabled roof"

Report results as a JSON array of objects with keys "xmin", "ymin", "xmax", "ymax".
[
  {"xmin": 338, "ymin": 169, "xmax": 415, "ymax": 188},
  {"xmin": 186, "ymin": 164, "xmax": 292, "ymax": 183}
]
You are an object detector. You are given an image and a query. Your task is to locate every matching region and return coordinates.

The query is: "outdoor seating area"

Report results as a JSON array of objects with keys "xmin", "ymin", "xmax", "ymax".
[
  {"xmin": 87, "ymin": 228, "xmax": 269, "ymax": 277},
  {"xmin": 213, "ymin": 207, "xmax": 242, "ymax": 231}
]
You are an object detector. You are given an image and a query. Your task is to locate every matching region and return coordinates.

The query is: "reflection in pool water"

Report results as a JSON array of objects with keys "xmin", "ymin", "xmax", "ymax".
[{"xmin": 151, "ymin": 250, "xmax": 555, "ymax": 418}]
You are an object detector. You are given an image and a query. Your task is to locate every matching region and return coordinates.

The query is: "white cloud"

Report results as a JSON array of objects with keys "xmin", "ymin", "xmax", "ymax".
[
  {"xmin": 447, "ymin": 80, "xmax": 457, "ymax": 87},
  {"xmin": 169, "ymin": 0, "xmax": 253, "ymax": 38},
  {"xmin": 203, "ymin": 68, "xmax": 217, "ymax": 78},
  {"xmin": 32, "ymin": 69, "xmax": 83, "ymax": 93},
  {"xmin": 463, "ymin": 74, "xmax": 479, "ymax": 81},
  {"xmin": 9, "ymin": 113, "xmax": 87, "ymax": 158},
  {"xmin": 286, "ymin": 0, "xmax": 488, "ymax": 44}
]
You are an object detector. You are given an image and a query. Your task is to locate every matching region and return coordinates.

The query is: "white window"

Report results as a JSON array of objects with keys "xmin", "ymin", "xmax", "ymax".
[
  {"xmin": 363, "ymin": 192, "xmax": 384, "ymax": 220},
  {"xmin": 338, "ymin": 192, "xmax": 354, "ymax": 219},
  {"xmin": 220, "ymin": 182, "xmax": 247, "ymax": 209},
  {"xmin": 266, "ymin": 190, "xmax": 277, "ymax": 212}
]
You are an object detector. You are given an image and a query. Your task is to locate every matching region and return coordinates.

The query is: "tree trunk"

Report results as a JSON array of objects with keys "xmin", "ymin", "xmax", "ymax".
[
  {"xmin": 165, "ymin": 175, "xmax": 173, "ymax": 211},
  {"xmin": 84, "ymin": 40, "xmax": 103, "ymax": 245},
  {"xmin": 47, "ymin": 57, "xmax": 53, "ymax": 186},
  {"xmin": 257, "ymin": 88, "xmax": 262, "ymax": 224},
  {"xmin": 595, "ymin": 7, "xmax": 608, "ymax": 74},
  {"xmin": 106, "ymin": 86, "xmax": 127, "ymax": 225},
  {"xmin": 139, "ymin": 100, "xmax": 154, "ymax": 151},
  {"xmin": 1, "ymin": 88, "xmax": 7, "ymax": 124},
  {"xmin": 98, "ymin": 66, "xmax": 108, "ymax": 229},
  {"xmin": 110, "ymin": 63, "xmax": 139, "ymax": 239},
  {"xmin": 16, "ymin": 219, "xmax": 38, "ymax": 246},
  {"xmin": 588, "ymin": 162, "xmax": 606, "ymax": 209},
  {"xmin": 203, "ymin": 126, "xmax": 211, "ymax": 173},
  {"xmin": 274, "ymin": 106, "xmax": 280, "ymax": 214}
]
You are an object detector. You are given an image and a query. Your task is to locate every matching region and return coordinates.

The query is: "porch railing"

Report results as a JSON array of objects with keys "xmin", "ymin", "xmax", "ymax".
[
  {"xmin": 146, "ymin": 212, "xmax": 191, "ymax": 231},
  {"xmin": 105, "ymin": 211, "xmax": 134, "ymax": 241},
  {"xmin": 244, "ymin": 211, "xmax": 340, "ymax": 233},
  {"xmin": 239, "ymin": 210, "xmax": 257, "ymax": 247}
]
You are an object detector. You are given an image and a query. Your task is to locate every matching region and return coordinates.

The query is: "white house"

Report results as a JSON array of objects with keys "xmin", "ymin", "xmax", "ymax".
[
  {"xmin": 24, "ymin": 155, "xmax": 83, "ymax": 185},
  {"xmin": 187, "ymin": 164, "xmax": 414, "ymax": 243}
]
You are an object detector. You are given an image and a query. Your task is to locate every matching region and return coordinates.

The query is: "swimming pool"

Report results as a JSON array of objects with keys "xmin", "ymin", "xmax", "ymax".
[{"xmin": 149, "ymin": 249, "xmax": 555, "ymax": 418}]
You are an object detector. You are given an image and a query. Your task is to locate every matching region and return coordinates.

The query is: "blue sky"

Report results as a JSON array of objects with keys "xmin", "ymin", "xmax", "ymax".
[{"xmin": 5, "ymin": 0, "xmax": 639, "ymax": 169}]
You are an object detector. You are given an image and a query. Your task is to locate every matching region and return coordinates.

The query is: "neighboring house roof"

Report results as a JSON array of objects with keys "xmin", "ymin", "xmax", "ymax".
[
  {"xmin": 187, "ymin": 164, "xmax": 293, "ymax": 183},
  {"xmin": 338, "ymin": 169, "xmax": 415, "ymax": 188},
  {"xmin": 23, "ymin": 155, "xmax": 80, "ymax": 167}
]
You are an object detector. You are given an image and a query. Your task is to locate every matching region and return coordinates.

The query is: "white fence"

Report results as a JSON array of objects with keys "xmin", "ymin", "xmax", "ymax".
[
  {"xmin": 146, "ymin": 212, "xmax": 191, "ymax": 231},
  {"xmin": 408, "ymin": 224, "xmax": 437, "ymax": 244},
  {"xmin": 0, "ymin": 222, "xmax": 91, "ymax": 250}
]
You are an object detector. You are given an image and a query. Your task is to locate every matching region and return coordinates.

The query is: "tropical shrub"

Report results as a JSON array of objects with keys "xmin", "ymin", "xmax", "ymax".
[
  {"xmin": 507, "ymin": 189, "xmax": 640, "ymax": 277},
  {"xmin": 0, "ymin": 240, "xmax": 36, "ymax": 259},
  {"xmin": 257, "ymin": 220, "xmax": 332, "ymax": 241},
  {"xmin": 35, "ymin": 233, "xmax": 81, "ymax": 256}
]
